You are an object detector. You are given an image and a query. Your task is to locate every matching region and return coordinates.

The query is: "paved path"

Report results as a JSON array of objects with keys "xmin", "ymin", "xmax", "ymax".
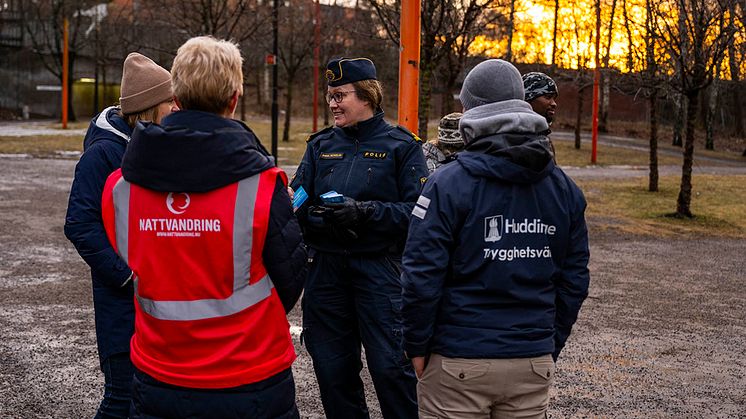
[
  {"xmin": 561, "ymin": 164, "xmax": 746, "ymax": 179},
  {"xmin": 0, "ymin": 120, "xmax": 86, "ymax": 137},
  {"xmin": 551, "ymin": 130, "xmax": 744, "ymax": 166}
]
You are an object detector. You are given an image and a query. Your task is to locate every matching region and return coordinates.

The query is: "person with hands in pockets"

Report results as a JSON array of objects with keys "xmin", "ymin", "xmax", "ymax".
[
  {"xmin": 401, "ymin": 59, "xmax": 590, "ymax": 419},
  {"xmin": 64, "ymin": 52, "xmax": 178, "ymax": 419},
  {"xmin": 290, "ymin": 57, "xmax": 428, "ymax": 419}
]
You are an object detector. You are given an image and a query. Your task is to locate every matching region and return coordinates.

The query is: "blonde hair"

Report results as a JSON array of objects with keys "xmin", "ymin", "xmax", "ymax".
[
  {"xmin": 119, "ymin": 103, "xmax": 163, "ymax": 129},
  {"xmin": 353, "ymin": 79, "xmax": 383, "ymax": 110},
  {"xmin": 171, "ymin": 36, "xmax": 244, "ymax": 114}
]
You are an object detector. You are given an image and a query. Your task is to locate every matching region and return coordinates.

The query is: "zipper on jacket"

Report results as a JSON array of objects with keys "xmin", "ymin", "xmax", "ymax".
[
  {"xmin": 343, "ymin": 139, "xmax": 359, "ymax": 191},
  {"xmin": 367, "ymin": 167, "xmax": 372, "ymax": 185}
]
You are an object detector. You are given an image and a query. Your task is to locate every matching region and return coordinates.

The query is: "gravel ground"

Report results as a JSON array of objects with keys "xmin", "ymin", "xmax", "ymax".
[{"xmin": 0, "ymin": 156, "xmax": 744, "ymax": 418}]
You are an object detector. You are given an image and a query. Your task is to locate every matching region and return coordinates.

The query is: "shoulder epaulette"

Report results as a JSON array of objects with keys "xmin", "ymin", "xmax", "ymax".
[
  {"xmin": 391, "ymin": 125, "xmax": 423, "ymax": 143},
  {"xmin": 306, "ymin": 126, "xmax": 334, "ymax": 143}
]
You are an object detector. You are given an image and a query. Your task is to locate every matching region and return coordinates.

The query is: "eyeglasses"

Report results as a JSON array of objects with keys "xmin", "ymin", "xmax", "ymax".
[{"xmin": 325, "ymin": 90, "xmax": 356, "ymax": 104}]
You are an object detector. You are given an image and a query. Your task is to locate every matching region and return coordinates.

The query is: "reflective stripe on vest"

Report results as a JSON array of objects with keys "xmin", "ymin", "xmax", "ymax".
[{"xmin": 110, "ymin": 174, "xmax": 274, "ymax": 322}]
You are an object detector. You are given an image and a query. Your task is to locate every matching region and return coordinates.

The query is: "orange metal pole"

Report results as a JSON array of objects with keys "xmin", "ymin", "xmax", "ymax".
[
  {"xmin": 62, "ymin": 18, "xmax": 69, "ymax": 129},
  {"xmin": 397, "ymin": 0, "xmax": 421, "ymax": 134},
  {"xmin": 591, "ymin": 0, "xmax": 600, "ymax": 164}
]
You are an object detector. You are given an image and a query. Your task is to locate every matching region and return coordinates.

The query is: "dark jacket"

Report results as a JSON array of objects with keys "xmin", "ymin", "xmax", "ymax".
[
  {"xmin": 401, "ymin": 100, "xmax": 590, "ymax": 361},
  {"xmin": 122, "ymin": 110, "xmax": 307, "ymax": 313},
  {"xmin": 290, "ymin": 112, "xmax": 429, "ymax": 255},
  {"xmin": 64, "ymin": 106, "xmax": 134, "ymax": 363}
]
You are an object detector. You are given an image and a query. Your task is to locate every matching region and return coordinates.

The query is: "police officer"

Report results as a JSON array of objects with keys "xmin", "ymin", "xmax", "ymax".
[{"xmin": 290, "ymin": 57, "xmax": 427, "ymax": 419}]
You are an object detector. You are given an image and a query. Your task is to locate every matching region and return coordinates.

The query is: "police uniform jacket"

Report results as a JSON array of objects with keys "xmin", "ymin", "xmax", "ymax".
[
  {"xmin": 291, "ymin": 112, "xmax": 429, "ymax": 255},
  {"xmin": 401, "ymin": 100, "xmax": 590, "ymax": 361},
  {"xmin": 64, "ymin": 106, "xmax": 134, "ymax": 364}
]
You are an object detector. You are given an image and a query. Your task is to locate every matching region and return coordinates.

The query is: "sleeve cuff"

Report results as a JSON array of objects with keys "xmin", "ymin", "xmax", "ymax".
[{"xmin": 403, "ymin": 341, "xmax": 428, "ymax": 358}]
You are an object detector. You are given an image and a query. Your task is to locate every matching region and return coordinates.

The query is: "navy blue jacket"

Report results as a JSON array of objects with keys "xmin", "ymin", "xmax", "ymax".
[
  {"xmin": 290, "ymin": 112, "xmax": 429, "ymax": 254},
  {"xmin": 401, "ymin": 132, "xmax": 590, "ymax": 361},
  {"xmin": 65, "ymin": 106, "xmax": 135, "ymax": 363},
  {"xmin": 122, "ymin": 110, "xmax": 307, "ymax": 313}
]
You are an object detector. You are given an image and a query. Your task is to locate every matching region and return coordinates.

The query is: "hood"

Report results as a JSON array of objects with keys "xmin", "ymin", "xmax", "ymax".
[
  {"xmin": 456, "ymin": 99, "xmax": 554, "ymax": 184},
  {"xmin": 121, "ymin": 110, "xmax": 274, "ymax": 192},
  {"xmin": 457, "ymin": 135, "xmax": 555, "ymax": 184},
  {"xmin": 85, "ymin": 106, "xmax": 131, "ymax": 149},
  {"xmin": 459, "ymin": 99, "xmax": 548, "ymax": 143}
]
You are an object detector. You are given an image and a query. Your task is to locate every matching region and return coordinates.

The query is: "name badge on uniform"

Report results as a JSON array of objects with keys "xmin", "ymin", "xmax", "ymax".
[
  {"xmin": 320, "ymin": 152, "xmax": 344, "ymax": 159},
  {"xmin": 363, "ymin": 151, "xmax": 387, "ymax": 159}
]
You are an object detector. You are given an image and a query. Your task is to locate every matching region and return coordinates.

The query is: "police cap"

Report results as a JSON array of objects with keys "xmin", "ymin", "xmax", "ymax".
[{"xmin": 325, "ymin": 57, "xmax": 377, "ymax": 87}]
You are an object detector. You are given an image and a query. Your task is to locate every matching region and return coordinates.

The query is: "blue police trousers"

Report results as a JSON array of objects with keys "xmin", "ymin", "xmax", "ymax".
[{"xmin": 302, "ymin": 251, "xmax": 418, "ymax": 419}]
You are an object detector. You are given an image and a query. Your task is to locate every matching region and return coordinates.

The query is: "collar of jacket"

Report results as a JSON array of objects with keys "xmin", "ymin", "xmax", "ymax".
[
  {"xmin": 464, "ymin": 133, "xmax": 554, "ymax": 174},
  {"xmin": 85, "ymin": 106, "xmax": 131, "ymax": 150},
  {"xmin": 459, "ymin": 100, "xmax": 548, "ymax": 145},
  {"xmin": 121, "ymin": 110, "xmax": 274, "ymax": 193},
  {"xmin": 338, "ymin": 110, "xmax": 387, "ymax": 140}
]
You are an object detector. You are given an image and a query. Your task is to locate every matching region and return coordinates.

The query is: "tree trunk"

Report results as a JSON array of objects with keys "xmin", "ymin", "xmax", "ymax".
[
  {"xmin": 599, "ymin": 72, "xmax": 609, "ymax": 132},
  {"xmin": 648, "ymin": 91, "xmax": 658, "ymax": 192},
  {"xmin": 599, "ymin": 0, "xmax": 617, "ymax": 132},
  {"xmin": 418, "ymin": 61, "xmax": 434, "ymax": 141},
  {"xmin": 673, "ymin": 93, "xmax": 684, "ymax": 146},
  {"xmin": 440, "ymin": 85, "xmax": 453, "ymax": 115},
  {"xmin": 705, "ymin": 81, "xmax": 718, "ymax": 150},
  {"xmin": 506, "ymin": 0, "xmax": 516, "ymax": 61},
  {"xmin": 728, "ymin": 22, "xmax": 744, "ymax": 136},
  {"xmin": 101, "ymin": 60, "xmax": 108, "ymax": 108},
  {"xmin": 241, "ymin": 83, "xmax": 247, "ymax": 121},
  {"xmin": 551, "ymin": 0, "xmax": 559, "ymax": 70},
  {"xmin": 575, "ymin": 86, "xmax": 585, "ymax": 149},
  {"xmin": 676, "ymin": 91, "xmax": 698, "ymax": 218},
  {"xmin": 256, "ymin": 68, "xmax": 262, "ymax": 107},
  {"xmin": 65, "ymin": 55, "xmax": 77, "ymax": 122},
  {"xmin": 623, "ymin": 0, "xmax": 634, "ymax": 72},
  {"xmin": 282, "ymin": 80, "xmax": 293, "ymax": 142}
]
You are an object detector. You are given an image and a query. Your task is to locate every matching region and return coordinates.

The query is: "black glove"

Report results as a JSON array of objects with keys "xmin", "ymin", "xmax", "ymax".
[
  {"xmin": 305, "ymin": 205, "xmax": 332, "ymax": 232},
  {"xmin": 325, "ymin": 197, "xmax": 375, "ymax": 228}
]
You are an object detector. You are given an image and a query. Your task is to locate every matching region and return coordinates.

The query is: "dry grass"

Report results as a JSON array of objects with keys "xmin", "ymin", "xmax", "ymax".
[
  {"xmin": 553, "ymin": 140, "xmax": 684, "ymax": 167},
  {"xmin": 578, "ymin": 174, "xmax": 746, "ymax": 238},
  {"xmin": 555, "ymin": 117, "xmax": 746, "ymax": 155},
  {"xmin": 0, "ymin": 135, "xmax": 83, "ymax": 157}
]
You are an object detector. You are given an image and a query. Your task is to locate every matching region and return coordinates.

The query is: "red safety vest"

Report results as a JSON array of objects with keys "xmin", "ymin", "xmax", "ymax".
[{"xmin": 102, "ymin": 167, "xmax": 295, "ymax": 389}]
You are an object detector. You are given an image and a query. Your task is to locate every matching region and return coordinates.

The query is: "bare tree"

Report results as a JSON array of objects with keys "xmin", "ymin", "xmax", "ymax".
[
  {"xmin": 368, "ymin": 0, "xmax": 500, "ymax": 139},
  {"xmin": 598, "ymin": 0, "xmax": 618, "ymax": 133},
  {"xmin": 644, "ymin": 0, "xmax": 662, "ymax": 191},
  {"xmin": 565, "ymin": 2, "xmax": 595, "ymax": 149},
  {"xmin": 551, "ymin": 0, "xmax": 561, "ymax": 71},
  {"xmin": 277, "ymin": 0, "xmax": 315, "ymax": 142},
  {"xmin": 505, "ymin": 0, "xmax": 516, "ymax": 61},
  {"xmin": 727, "ymin": 1, "xmax": 745, "ymax": 138},
  {"xmin": 19, "ymin": 0, "xmax": 97, "ymax": 121},
  {"xmin": 704, "ymin": 59, "xmax": 723, "ymax": 150},
  {"xmin": 656, "ymin": 0, "xmax": 737, "ymax": 217}
]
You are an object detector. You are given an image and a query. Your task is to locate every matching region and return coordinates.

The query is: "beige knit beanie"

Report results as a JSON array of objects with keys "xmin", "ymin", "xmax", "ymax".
[{"xmin": 119, "ymin": 52, "xmax": 173, "ymax": 114}]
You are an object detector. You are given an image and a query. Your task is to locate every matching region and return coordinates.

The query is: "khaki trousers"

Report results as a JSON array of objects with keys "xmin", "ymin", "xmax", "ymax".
[{"xmin": 417, "ymin": 353, "xmax": 555, "ymax": 419}]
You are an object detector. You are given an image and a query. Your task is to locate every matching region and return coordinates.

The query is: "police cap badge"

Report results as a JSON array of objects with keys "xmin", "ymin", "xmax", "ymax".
[{"xmin": 325, "ymin": 57, "xmax": 377, "ymax": 87}]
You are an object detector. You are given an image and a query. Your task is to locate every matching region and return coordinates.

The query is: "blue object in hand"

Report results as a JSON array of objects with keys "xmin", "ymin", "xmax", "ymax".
[
  {"xmin": 320, "ymin": 190, "xmax": 345, "ymax": 204},
  {"xmin": 293, "ymin": 186, "xmax": 308, "ymax": 211}
]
